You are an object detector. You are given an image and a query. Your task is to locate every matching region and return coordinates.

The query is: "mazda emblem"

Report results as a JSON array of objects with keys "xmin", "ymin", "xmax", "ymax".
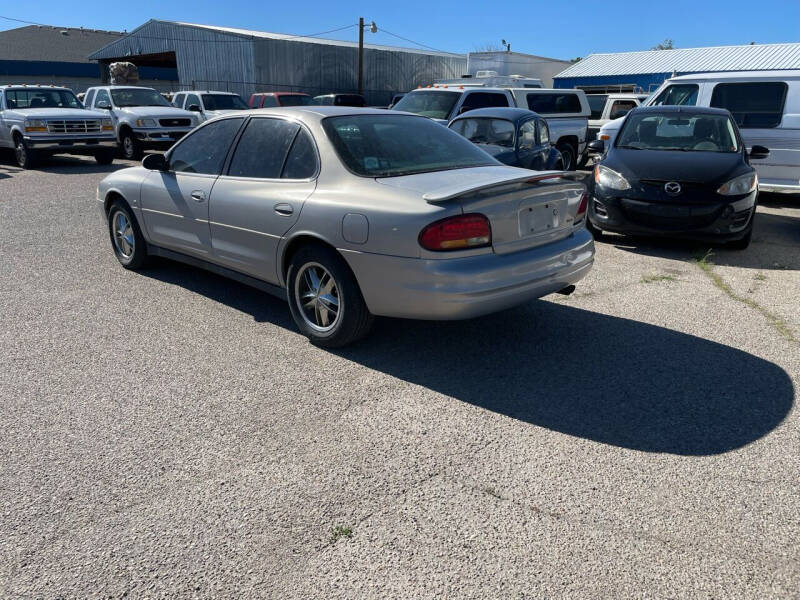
[{"xmin": 664, "ymin": 181, "xmax": 682, "ymax": 195}]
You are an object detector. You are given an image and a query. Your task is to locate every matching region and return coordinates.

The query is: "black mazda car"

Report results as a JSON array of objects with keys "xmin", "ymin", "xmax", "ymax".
[{"xmin": 586, "ymin": 106, "xmax": 768, "ymax": 249}]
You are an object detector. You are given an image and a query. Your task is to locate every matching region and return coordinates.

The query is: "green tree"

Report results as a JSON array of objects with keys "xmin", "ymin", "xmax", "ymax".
[{"xmin": 652, "ymin": 39, "xmax": 675, "ymax": 50}]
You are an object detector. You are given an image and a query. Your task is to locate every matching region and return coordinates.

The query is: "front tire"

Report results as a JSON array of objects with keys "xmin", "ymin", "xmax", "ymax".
[
  {"xmin": 108, "ymin": 200, "xmax": 148, "ymax": 269},
  {"xmin": 287, "ymin": 245, "xmax": 374, "ymax": 347},
  {"xmin": 13, "ymin": 135, "xmax": 36, "ymax": 169},
  {"xmin": 726, "ymin": 223, "xmax": 753, "ymax": 250},
  {"xmin": 120, "ymin": 130, "xmax": 142, "ymax": 161}
]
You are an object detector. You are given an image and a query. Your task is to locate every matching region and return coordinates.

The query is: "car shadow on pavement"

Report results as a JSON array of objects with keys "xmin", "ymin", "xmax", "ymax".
[
  {"xmin": 140, "ymin": 259, "xmax": 294, "ymax": 327},
  {"xmin": 333, "ymin": 301, "xmax": 794, "ymax": 456},
  {"xmin": 0, "ymin": 152, "xmax": 131, "ymax": 175}
]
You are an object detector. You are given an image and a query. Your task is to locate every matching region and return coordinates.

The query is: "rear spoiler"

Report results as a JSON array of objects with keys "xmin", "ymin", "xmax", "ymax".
[{"xmin": 422, "ymin": 171, "xmax": 582, "ymax": 203}]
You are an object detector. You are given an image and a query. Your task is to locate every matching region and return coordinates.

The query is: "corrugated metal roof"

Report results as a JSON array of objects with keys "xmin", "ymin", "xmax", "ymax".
[
  {"xmin": 555, "ymin": 43, "xmax": 800, "ymax": 78},
  {"xmin": 171, "ymin": 21, "xmax": 464, "ymax": 58}
]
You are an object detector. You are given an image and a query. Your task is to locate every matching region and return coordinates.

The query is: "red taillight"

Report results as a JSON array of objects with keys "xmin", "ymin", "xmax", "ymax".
[
  {"xmin": 576, "ymin": 192, "xmax": 588, "ymax": 219},
  {"xmin": 419, "ymin": 213, "xmax": 491, "ymax": 251}
]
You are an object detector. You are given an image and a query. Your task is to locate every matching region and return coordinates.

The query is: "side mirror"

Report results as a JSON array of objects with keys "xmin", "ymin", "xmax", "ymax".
[
  {"xmin": 587, "ymin": 139, "xmax": 605, "ymax": 153},
  {"xmin": 748, "ymin": 145, "xmax": 769, "ymax": 160},
  {"xmin": 96, "ymin": 101, "xmax": 111, "ymax": 110},
  {"xmin": 142, "ymin": 153, "xmax": 168, "ymax": 171},
  {"xmin": 188, "ymin": 104, "xmax": 202, "ymax": 112},
  {"xmin": 458, "ymin": 105, "xmax": 472, "ymax": 115}
]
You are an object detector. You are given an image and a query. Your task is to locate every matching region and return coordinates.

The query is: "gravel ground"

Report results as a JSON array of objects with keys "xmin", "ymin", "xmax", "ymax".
[{"xmin": 0, "ymin": 154, "xmax": 798, "ymax": 599}]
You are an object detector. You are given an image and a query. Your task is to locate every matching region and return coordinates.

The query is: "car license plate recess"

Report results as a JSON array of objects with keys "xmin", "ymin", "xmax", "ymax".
[{"xmin": 518, "ymin": 198, "xmax": 568, "ymax": 237}]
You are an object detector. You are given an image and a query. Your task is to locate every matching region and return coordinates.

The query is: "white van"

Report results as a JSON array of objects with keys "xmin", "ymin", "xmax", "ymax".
[{"xmin": 596, "ymin": 71, "xmax": 800, "ymax": 194}]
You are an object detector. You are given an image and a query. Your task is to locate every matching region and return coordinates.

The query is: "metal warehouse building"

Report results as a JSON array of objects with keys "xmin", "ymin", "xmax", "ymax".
[
  {"xmin": 88, "ymin": 19, "xmax": 467, "ymax": 105},
  {"xmin": 553, "ymin": 42, "xmax": 800, "ymax": 93},
  {"xmin": 0, "ymin": 25, "xmax": 178, "ymax": 91}
]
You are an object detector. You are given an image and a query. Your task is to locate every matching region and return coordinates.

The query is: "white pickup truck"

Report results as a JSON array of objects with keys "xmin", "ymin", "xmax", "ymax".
[
  {"xmin": 0, "ymin": 85, "xmax": 117, "ymax": 168},
  {"xmin": 171, "ymin": 90, "xmax": 249, "ymax": 123},
  {"xmin": 83, "ymin": 85, "xmax": 199, "ymax": 160},
  {"xmin": 391, "ymin": 86, "xmax": 590, "ymax": 170}
]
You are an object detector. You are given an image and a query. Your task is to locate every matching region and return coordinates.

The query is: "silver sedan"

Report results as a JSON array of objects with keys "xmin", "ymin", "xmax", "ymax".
[{"xmin": 98, "ymin": 107, "xmax": 594, "ymax": 346}]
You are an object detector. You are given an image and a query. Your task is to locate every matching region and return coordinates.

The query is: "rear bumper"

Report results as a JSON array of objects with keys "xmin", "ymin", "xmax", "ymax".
[
  {"xmin": 341, "ymin": 228, "xmax": 595, "ymax": 320},
  {"xmin": 588, "ymin": 188, "xmax": 757, "ymax": 242},
  {"xmin": 24, "ymin": 136, "xmax": 116, "ymax": 151}
]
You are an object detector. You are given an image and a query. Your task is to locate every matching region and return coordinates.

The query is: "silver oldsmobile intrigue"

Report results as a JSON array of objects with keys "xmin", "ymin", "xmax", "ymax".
[{"xmin": 97, "ymin": 107, "xmax": 594, "ymax": 346}]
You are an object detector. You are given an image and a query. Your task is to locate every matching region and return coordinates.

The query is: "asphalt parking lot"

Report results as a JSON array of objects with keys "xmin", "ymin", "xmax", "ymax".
[{"xmin": 0, "ymin": 154, "xmax": 798, "ymax": 598}]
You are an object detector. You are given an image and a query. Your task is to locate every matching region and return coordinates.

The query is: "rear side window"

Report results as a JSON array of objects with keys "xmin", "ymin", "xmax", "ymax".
[
  {"xmin": 282, "ymin": 129, "xmax": 318, "ymax": 179},
  {"xmin": 537, "ymin": 119, "xmax": 550, "ymax": 145},
  {"xmin": 84, "ymin": 89, "xmax": 96, "ymax": 108},
  {"xmin": 172, "ymin": 93, "xmax": 184, "ymax": 108},
  {"xmin": 460, "ymin": 92, "xmax": 511, "ymax": 113},
  {"xmin": 228, "ymin": 118, "xmax": 299, "ymax": 179},
  {"xmin": 525, "ymin": 93, "xmax": 582, "ymax": 114},
  {"xmin": 169, "ymin": 118, "xmax": 244, "ymax": 175},
  {"xmin": 710, "ymin": 82, "xmax": 787, "ymax": 128},
  {"xmin": 95, "ymin": 89, "xmax": 111, "ymax": 107},
  {"xmin": 651, "ymin": 84, "xmax": 698, "ymax": 106},
  {"xmin": 609, "ymin": 100, "xmax": 638, "ymax": 120},
  {"xmin": 587, "ymin": 95, "xmax": 608, "ymax": 119}
]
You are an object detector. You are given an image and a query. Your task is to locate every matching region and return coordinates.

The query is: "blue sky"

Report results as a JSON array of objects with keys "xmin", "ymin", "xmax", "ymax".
[{"xmin": 2, "ymin": 0, "xmax": 798, "ymax": 58}]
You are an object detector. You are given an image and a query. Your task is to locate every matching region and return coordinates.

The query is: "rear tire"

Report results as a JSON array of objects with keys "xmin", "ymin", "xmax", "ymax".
[
  {"xmin": 287, "ymin": 244, "xmax": 374, "ymax": 347},
  {"xmin": 557, "ymin": 142, "xmax": 576, "ymax": 171},
  {"xmin": 13, "ymin": 134, "xmax": 36, "ymax": 169},
  {"xmin": 108, "ymin": 200, "xmax": 148, "ymax": 269}
]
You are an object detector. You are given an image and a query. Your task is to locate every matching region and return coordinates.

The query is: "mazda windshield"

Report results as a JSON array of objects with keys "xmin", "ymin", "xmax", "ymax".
[{"xmin": 617, "ymin": 112, "xmax": 740, "ymax": 153}]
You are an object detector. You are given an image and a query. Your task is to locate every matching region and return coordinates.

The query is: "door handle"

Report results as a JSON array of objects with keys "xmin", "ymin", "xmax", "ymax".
[
  {"xmin": 190, "ymin": 190, "xmax": 206, "ymax": 202},
  {"xmin": 274, "ymin": 203, "xmax": 294, "ymax": 216}
]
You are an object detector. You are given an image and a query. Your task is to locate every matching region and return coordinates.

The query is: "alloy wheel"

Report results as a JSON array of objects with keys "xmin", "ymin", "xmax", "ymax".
[
  {"xmin": 112, "ymin": 210, "xmax": 135, "ymax": 258},
  {"xmin": 294, "ymin": 262, "xmax": 341, "ymax": 332},
  {"xmin": 15, "ymin": 142, "xmax": 26, "ymax": 167}
]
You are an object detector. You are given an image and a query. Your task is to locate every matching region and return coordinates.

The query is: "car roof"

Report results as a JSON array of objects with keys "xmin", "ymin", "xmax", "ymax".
[
  {"xmin": 450, "ymin": 107, "xmax": 538, "ymax": 123},
  {"xmin": 669, "ymin": 70, "xmax": 800, "ymax": 82},
  {"xmin": 632, "ymin": 105, "xmax": 731, "ymax": 116},
  {"xmin": 409, "ymin": 86, "xmax": 509, "ymax": 93},
  {"xmin": 253, "ymin": 91, "xmax": 310, "ymax": 96},
  {"xmin": 213, "ymin": 106, "xmax": 425, "ymax": 122}
]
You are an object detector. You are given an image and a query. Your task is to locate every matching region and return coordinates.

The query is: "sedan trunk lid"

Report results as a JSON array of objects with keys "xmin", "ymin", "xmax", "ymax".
[{"xmin": 377, "ymin": 166, "xmax": 586, "ymax": 254}]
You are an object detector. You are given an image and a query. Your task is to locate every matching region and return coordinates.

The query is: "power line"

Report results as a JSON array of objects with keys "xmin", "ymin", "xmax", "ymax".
[{"xmin": 377, "ymin": 27, "xmax": 451, "ymax": 54}]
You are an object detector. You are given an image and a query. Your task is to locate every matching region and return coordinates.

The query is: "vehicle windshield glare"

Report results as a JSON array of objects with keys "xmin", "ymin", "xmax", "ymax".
[
  {"xmin": 278, "ymin": 95, "xmax": 314, "ymax": 107},
  {"xmin": 5, "ymin": 89, "xmax": 82, "ymax": 109},
  {"xmin": 323, "ymin": 114, "xmax": 497, "ymax": 177},
  {"xmin": 616, "ymin": 112, "xmax": 740, "ymax": 153},
  {"xmin": 201, "ymin": 94, "xmax": 248, "ymax": 110},
  {"xmin": 392, "ymin": 91, "xmax": 461, "ymax": 120},
  {"xmin": 450, "ymin": 118, "xmax": 515, "ymax": 148},
  {"xmin": 110, "ymin": 88, "xmax": 171, "ymax": 107}
]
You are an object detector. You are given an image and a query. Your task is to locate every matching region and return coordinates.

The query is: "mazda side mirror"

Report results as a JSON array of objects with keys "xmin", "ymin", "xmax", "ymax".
[
  {"xmin": 188, "ymin": 104, "xmax": 202, "ymax": 112},
  {"xmin": 142, "ymin": 153, "xmax": 168, "ymax": 171},
  {"xmin": 749, "ymin": 145, "xmax": 769, "ymax": 160},
  {"xmin": 587, "ymin": 139, "xmax": 605, "ymax": 153}
]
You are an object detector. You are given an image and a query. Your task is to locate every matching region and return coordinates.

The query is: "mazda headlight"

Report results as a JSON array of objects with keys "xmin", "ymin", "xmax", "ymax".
[
  {"xmin": 24, "ymin": 119, "xmax": 47, "ymax": 132},
  {"xmin": 136, "ymin": 118, "xmax": 157, "ymax": 128},
  {"xmin": 594, "ymin": 164, "xmax": 630, "ymax": 191},
  {"xmin": 717, "ymin": 172, "xmax": 757, "ymax": 196}
]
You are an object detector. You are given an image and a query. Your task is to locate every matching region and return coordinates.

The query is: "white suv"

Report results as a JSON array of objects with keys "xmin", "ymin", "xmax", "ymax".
[{"xmin": 83, "ymin": 86, "xmax": 199, "ymax": 159}]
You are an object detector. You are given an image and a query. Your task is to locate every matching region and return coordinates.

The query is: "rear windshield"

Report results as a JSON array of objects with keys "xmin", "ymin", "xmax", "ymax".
[
  {"xmin": 5, "ymin": 89, "xmax": 81, "ymax": 109},
  {"xmin": 278, "ymin": 95, "xmax": 314, "ymax": 107},
  {"xmin": 322, "ymin": 114, "xmax": 496, "ymax": 177},
  {"xmin": 201, "ymin": 94, "xmax": 248, "ymax": 110},
  {"xmin": 525, "ymin": 93, "xmax": 582, "ymax": 114},
  {"xmin": 617, "ymin": 112, "xmax": 739, "ymax": 153},
  {"xmin": 587, "ymin": 95, "xmax": 608, "ymax": 119},
  {"xmin": 391, "ymin": 91, "xmax": 461, "ymax": 120}
]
